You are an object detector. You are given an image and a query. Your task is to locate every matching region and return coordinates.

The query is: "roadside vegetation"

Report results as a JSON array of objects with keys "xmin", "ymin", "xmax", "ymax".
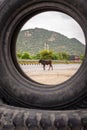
[
  {"xmin": 16, "ymin": 50, "xmax": 84, "ymax": 65},
  {"xmin": 17, "ymin": 50, "xmax": 84, "ymax": 60}
]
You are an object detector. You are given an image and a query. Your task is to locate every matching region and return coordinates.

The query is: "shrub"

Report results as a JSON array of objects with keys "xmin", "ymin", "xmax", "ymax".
[
  {"xmin": 21, "ymin": 52, "xmax": 32, "ymax": 59},
  {"xmin": 16, "ymin": 52, "xmax": 22, "ymax": 59}
]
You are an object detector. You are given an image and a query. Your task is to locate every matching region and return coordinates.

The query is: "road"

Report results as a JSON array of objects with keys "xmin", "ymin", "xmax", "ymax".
[
  {"xmin": 20, "ymin": 64, "xmax": 81, "ymax": 72},
  {"xmin": 20, "ymin": 64, "xmax": 81, "ymax": 85}
]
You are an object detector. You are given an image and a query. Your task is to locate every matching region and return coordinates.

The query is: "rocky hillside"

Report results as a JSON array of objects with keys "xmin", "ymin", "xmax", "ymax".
[{"xmin": 16, "ymin": 28, "xmax": 85, "ymax": 55}]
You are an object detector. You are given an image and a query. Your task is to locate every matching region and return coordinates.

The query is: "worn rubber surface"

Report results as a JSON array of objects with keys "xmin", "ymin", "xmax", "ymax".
[
  {"xmin": 0, "ymin": 0, "xmax": 87, "ymax": 110},
  {"xmin": 0, "ymin": 102, "xmax": 87, "ymax": 130}
]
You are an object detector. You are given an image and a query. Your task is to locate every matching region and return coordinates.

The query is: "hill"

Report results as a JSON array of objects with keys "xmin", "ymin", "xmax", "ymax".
[{"xmin": 16, "ymin": 28, "xmax": 85, "ymax": 55}]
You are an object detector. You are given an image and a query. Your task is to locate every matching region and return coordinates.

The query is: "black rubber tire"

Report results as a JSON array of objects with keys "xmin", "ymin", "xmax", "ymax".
[
  {"xmin": 0, "ymin": 102, "xmax": 87, "ymax": 130},
  {"xmin": 0, "ymin": 0, "xmax": 87, "ymax": 110}
]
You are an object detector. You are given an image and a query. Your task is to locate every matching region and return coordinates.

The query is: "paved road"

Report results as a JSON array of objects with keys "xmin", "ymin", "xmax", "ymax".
[
  {"xmin": 20, "ymin": 64, "xmax": 81, "ymax": 84},
  {"xmin": 20, "ymin": 64, "xmax": 81, "ymax": 72}
]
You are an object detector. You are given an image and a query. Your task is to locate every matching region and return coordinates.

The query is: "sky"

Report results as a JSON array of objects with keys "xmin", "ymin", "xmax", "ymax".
[{"xmin": 22, "ymin": 11, "xmax": 85, "ymax": 44}]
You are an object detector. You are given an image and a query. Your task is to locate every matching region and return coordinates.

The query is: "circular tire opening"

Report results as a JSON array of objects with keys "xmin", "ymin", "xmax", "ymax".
[{"xmin": 16, "ymin": 11, "xmax": 85, "ymax": 85}]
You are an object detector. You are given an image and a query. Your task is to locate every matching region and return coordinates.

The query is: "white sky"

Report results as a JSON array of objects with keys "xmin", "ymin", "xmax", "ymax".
[{"xmin": 22, "ymin": 11, "xmax": 85, "ymax": 44}]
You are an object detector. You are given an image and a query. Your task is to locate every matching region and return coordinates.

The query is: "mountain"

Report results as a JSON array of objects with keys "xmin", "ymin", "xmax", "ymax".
[{"xmin": 16, "ymin": 28, "xmax": 85, "ymax": 55}]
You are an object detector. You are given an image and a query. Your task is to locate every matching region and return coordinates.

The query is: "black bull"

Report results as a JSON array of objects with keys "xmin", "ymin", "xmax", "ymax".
[{"xmin": 39, "ymin": 60, "xmax": 53, "ymax": 70}]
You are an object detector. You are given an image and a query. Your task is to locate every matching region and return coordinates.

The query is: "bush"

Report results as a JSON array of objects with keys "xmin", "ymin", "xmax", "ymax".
[
  {"xmin": 16, "ymin": 52, "xmax": 22, "ymax": 59},
  {"xmin": 21, "ymin": 52, "xmax": 32, "ymax": 59},
  {"xmin": 32, "ymin": 53, "xmax": 40, "ymax": 60},
  {"xmin": 57, "ymin": 52, "xmax": 69, "ymax": 60},
  {"xmin": 39, "ymin": 50, "xmax": 54, "ymax": 60},
  {"xmin": 80, "ymin": 54, "xmax": 84, "ymax": 61}
]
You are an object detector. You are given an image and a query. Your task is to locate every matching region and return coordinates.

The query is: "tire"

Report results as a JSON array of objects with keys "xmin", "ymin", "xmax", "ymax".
[
  {"xmin": 0, "ymin": 0, "xmax": 87, "ymax": 110},
  {"xmin": 0, "ymin": 103, "xmax": 87, "ymax": 130}
]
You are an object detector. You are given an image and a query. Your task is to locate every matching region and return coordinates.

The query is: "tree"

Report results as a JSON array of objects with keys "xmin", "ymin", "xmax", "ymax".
[
  {"xmin": 57, "ymin": 52, "xmax": 69, "ymax": 60},
  {"xmin": 21, "ymin": 52, "xmax": 32, "ymax": 59},
  {"xmin": 80, "ymin": 54, "xmax": 84, "ymax": 61},
  {"xmin": 57, "ymin": 52, "xmax": 63, "ymax": 60},
  {"xmin": 39, "ymin": 50, "xmax": 54, "ymax": 60},
  {"xmin": 62, "ymin": 52, "xmax": 69, "ymax": 60},
  {"xmin": 32, "ymin": 53, "xmax": 40, "ymax": 60},
  {"xmin": 16, "ymin": 52, "xmax": 22, "ymax": 59},
  {"xmin": 51, "ymin": 53, "xmax": 58, "ymax": 60}
]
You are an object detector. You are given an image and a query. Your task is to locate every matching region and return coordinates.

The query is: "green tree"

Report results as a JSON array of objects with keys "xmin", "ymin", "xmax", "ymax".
[
  {"xmin": 57, "ymin": 52, "xmax": 63, "ymax": 60},
  {"xmin": 39, "ymin": 50, "xmax": 54, "ymax": 60},
  {"xmin": 80, "ymin": 54, "xmax": 84, "ymax": 61},
  {"xmin": 51, "ymin": 53, "xmax": 58, "ymax": 60},
  {"xmin": 57, "ymin": 52, "xmax": 69, "ymax": 60},
  {"xmin": 21, "ymin": 52, "xmax": 32, "ymax": 59},
  {"xmin": 62, "ymin": 52, "xmax": 69, "ymax": 60},
  {"xmin": 16, "ymin": 52, "xmax": 22, "ymax": 59},
  {"xmin": 32, "ymin": 53, "xmax": 40, "ymax": 60}
]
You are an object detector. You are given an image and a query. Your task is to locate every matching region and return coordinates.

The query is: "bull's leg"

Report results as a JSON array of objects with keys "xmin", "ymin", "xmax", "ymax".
[
  {"xmin": 51, "ymin": 65, "xmax": 53, "ymax": 70},
  {"xmin": 49, "ymin": 64, "xmax": 53, "ymax": 70},
  {"xmin": 48, "ymin": 65, "xmax": 51, "ymax": 70},
  {"xmin": 43, "ymin": 65, "xmax": 45, "ymax": 70}
]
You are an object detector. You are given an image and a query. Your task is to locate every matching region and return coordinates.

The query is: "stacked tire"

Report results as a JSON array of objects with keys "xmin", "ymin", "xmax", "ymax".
[{"xmin": 0, "ymin": 0, "xmax": 87, "ymax": 129}]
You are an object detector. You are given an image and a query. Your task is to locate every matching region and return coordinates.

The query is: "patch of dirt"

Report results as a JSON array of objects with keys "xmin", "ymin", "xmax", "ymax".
[{"xmin": 26, "ymin": 68, "xmax": 78, "ymax": 85}]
